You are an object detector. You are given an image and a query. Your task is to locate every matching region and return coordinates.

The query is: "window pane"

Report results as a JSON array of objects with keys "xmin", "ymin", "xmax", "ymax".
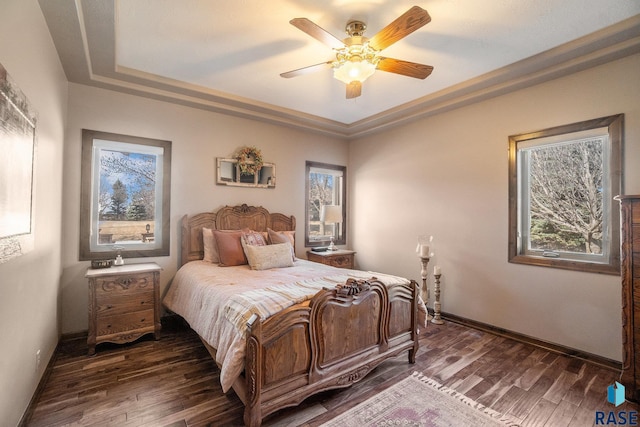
[
  {"xmin": 508, "ymin": 115, "xmax": 622, "ymax": 274},
  {"xmin": 91, "ymin": 141, "xmax": 163, "ymax": 251},
  {"xmin": 524, "ymin": 137, "xmax": 606, "ymax": 257}
]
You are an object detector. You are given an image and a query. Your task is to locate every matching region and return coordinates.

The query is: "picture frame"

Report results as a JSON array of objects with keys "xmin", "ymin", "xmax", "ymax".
[
  {"xmin": 216, "ymin": 158, "xmax": 275, "ymax": 188},
  {"xmin": 80, "ymin": 129, "xmax": 171, "ymax": 260},
  {"xmin": 0, "ymin": 62, "xmax": 37, "ymax": 264}
]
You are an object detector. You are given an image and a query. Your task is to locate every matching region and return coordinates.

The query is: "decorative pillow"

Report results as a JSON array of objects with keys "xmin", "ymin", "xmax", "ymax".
[
  {"xmin": 267, "ymin": 228, "xmax": 296, "ymax": 261},
  {"xmin": 213, "ymin": 230, "xmax": 247, "ymax": 266},
  {"xmin": 242, "ymin": 242, "xmax": 294, "ymax": 270},
  {"xmin": 241, "ymin": 229, "xmax": 267, "ymax": 247},
  {"xmin": 202, "ymin": 227, "xmax": 219, "ymax": 263}
]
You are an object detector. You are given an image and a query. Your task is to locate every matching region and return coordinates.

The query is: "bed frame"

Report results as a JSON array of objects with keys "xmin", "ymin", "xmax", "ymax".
[{"xmin": 180, "ymin": 204, "xmax": 419, "ymax": 426}]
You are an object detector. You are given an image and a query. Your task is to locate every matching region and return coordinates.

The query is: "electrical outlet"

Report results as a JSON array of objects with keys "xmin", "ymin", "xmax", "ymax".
[{"xmin": 35, "ymin": 349, "xmax": 41, "ymax": 372}]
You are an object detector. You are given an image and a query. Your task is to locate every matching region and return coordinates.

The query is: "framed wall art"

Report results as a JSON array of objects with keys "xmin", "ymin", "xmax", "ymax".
[{"xmin": 0, "ymin": 62, "xmax": 37, "ymax": 264}]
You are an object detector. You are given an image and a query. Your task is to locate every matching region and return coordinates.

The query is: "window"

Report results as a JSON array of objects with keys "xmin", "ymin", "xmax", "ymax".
[
  {"xmin": 80, "ymin": 129, "xmax": 171, "ymax": 260},
  {"xmin": 508, "ymin": 115, "xmax": 623, "ymax": 274},
  {"xmin": 305, "ymin": 161, "xmax": 346, "ymax": 247}
]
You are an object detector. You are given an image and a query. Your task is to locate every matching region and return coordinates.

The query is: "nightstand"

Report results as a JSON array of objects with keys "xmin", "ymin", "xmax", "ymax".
[
  {"xmin": 86, "ymin": 262, "xmax": 161, "ymax": 355},
  {"xmin": 306, "ymin": 249, "xmax": 356, "ymax": 269}
]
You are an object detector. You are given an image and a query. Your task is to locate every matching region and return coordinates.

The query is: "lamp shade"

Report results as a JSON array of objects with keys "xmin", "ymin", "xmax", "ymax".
[
  {"xmin": 333, "ymin": 60, "xmax": 376, "ymax": 84},
  {"xmin": 320, "ymin": 205, "xmax": 343, "ymax": 223}
]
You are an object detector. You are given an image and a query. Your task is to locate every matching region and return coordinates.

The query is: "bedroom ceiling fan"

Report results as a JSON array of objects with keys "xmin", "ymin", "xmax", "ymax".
[{"xmin": 280, "ymin": 6, "xmax": 433, "ymax": 99}]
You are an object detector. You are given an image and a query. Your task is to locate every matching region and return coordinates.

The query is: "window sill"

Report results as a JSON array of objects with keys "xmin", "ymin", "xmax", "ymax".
[{"xmin": 508, "ymin": 254, "xmax": 620, "ymax": 275}]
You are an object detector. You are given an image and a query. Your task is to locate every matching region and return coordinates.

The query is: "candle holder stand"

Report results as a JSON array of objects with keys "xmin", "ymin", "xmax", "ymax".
[
  {"xmin": 432, "ymin": 273, "xmax": 444, "ymax": 324},
  {"xmin": 419, "ymin": 256, "xmax": 433, "ymax": 320}
]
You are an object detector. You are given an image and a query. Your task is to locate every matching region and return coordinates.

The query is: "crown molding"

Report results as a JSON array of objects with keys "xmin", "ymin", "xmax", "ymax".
[
  {"xmin": 40, "ymin": 1, "xmax": 640, "ymax": 140},
  {"xmin": 347, "ymin": 14, "xmax": 640, "ymax": 138}
]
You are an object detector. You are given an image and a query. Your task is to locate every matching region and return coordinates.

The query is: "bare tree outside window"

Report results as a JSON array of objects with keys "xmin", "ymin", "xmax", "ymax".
[
  {"xmin": 308, "ymin": 172, "xmax": 334, "ymax": 223},
  {"xmin": 528, "ymin": 139, "xmax": 603, "ymax": 254},
  {"xmin": 305, "ymin": 162, "xmax": 346, "ymax": 247},
  {"xmin": 508, "ymin": 115, "xmax": 623, "ymax": 274},
  {"xmin": 101, "ymin": 149, "xmax": 157, "ymax": 223}
]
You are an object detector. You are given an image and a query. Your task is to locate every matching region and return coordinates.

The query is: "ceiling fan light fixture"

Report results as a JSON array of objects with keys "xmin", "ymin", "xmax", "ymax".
[
  {"xmin": 332, "ymin": 42, "xmax": 379, "ymax": 84},
  {"xmin": 333, "ymin": 58, "xmax": 376, "ymax": 84}
]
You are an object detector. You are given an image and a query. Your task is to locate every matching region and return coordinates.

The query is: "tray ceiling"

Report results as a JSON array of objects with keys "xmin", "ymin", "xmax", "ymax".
[{"xmin": 39, "ymin": 0, "xmax": 640, "ymax": 138}]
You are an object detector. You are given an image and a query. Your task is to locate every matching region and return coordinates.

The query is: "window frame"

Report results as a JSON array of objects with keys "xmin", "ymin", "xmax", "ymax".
[
  {"xmin": 508, "ymin": 114, "xmax": 623, "ymax": 274},
  {"xmin": 80, "ymin": 129, "xmax": 172, "ymax": 261},
  {"xmin": 305, "ymin": 161, "xmax": 347, "ymax": 248}
]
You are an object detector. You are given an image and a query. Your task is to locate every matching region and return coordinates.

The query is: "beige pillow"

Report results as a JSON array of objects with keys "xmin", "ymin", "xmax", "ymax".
[
  {"xmin": 242, "ymin": 242, "xmax": 294, "ymax": 270},
  {"xmin": 267, "ymin": 228, "xmax": 296, "ymax": 261},
  {"xmin": 202, "ymin": 227, "xmax": 219, "ymax": 263},
  {"xmin": 213, "ymin": 230, "xmax": 248, "ymax": 266}
]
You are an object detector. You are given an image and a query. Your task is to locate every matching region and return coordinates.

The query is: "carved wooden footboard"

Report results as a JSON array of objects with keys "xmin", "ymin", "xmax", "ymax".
[{"xmin": 241, "ymin": 278, "xmax": 419, "ymax": 427}]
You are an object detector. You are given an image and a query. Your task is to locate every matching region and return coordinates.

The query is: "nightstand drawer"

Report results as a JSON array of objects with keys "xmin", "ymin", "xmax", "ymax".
[
  {"xmin": 307, "ymin": 250, "xmax": 356, "ymax": 269},
  {"xmin": 96, "ymin": 292, "xmax": 155, "ymax": 317},
  {"xmin": 94, "ymin": 272, "xmax": 155, "ymax": 295},
  {"xmin": 97, "ymin": 309, "xmax": 155, "ymax": 337},
  {"xmin": 327, "ymin": 254, "xmax": 353, "ymax": 268}
]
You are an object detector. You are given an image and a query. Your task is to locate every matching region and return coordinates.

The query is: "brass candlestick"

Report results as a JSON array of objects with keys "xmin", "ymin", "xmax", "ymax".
[
  {"xmin": 432, "ymin": 273, "xmax": 444, "ymax": 324},
  {"xmin": 420, "ymin": 256, "xmax": 433, "ymax": 320}
]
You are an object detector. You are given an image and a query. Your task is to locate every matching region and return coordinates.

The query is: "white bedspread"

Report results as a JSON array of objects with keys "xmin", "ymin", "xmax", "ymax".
[{"xmin": 163, "ymin": 259, "xmax": 422, "ymax": 392}]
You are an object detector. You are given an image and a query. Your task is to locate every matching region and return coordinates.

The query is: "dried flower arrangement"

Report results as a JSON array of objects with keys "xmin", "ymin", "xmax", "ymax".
[{"xmin": 235, "ymin": 146, "xmax": 263, "ymax": 176}]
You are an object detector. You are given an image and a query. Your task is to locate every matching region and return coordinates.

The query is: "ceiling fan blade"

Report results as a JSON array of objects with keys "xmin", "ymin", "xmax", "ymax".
[
  {"xmin": 280, "ymin": 61, "xmax": 333, "ymax": 78},
  {"xmin": 368, "ymin": 6, "xmax": 431, "ymax": 51},
  {"xmin": 376, "ymin": 57, "xmax": 433, "ymax": 79},
  {"xmin": 290, "ymin": 18, "xmax": 344, "ymax": 49},
  {"xmin": 346, "ymin": 81, "xmax": 362, "ymax": 99}
]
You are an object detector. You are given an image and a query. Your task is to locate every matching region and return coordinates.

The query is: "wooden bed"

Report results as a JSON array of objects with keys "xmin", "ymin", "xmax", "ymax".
[{"xmin": 176, "ymin": 204, "xmax": 420, "ymax": 427}]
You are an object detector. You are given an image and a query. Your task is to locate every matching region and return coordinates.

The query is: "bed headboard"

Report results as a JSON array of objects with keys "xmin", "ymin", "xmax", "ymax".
[{"xmin": 180, "ymin": 204, "xmax": 296, "ymax": 266}]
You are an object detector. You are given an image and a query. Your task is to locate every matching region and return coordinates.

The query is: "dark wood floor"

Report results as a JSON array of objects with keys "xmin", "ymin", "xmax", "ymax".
[{"xmin": 24, "ymin": 317, "xmax": 638, "ymax": 427}]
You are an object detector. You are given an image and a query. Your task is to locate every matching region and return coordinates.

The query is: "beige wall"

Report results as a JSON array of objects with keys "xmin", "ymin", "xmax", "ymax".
[
  {"xmin": 0, "ymin": 0, "xmax": 67, "ymax": 424},
  {"xmin": 60, "ymin": 83, "xmax": 348, "ymax": 333},
  {"xmin": 349, "ymin": 53, "xmax": 640, "ymax": 361}
]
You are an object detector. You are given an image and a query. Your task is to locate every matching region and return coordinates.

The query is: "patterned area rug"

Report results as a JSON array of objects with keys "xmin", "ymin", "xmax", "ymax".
[{"xmin": 320, "ymin": 372, "xmax": 521, "ymax": 427}]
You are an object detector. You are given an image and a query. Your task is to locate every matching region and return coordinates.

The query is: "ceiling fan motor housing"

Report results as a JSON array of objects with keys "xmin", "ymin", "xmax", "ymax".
[
  {"xmin": 345, "ymin": 20, "xmax": 367, "ymax": 37},
  {"xmin": 334, "ymin": 40, "xmax": 379, "ymax": 67}
]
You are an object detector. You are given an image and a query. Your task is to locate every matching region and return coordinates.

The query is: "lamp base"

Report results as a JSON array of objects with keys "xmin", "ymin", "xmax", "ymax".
[{"xmin": 329, "ymin": 237, "xmax": 337, "ymax": 250}]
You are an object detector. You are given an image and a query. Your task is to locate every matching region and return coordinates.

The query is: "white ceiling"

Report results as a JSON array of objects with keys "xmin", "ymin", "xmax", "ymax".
[{"xmin": 40, "ymin": 0, "xmax": 640, "ymax": 138}]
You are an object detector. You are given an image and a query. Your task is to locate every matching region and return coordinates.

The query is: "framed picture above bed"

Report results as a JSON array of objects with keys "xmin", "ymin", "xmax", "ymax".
[
  {"xmin": 216, "ymin": 158, "xmax": 276, "ymax": 188},
  {"xmin": 79, "ymin": 129, "xmax": 172, "ymax": 260}
]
